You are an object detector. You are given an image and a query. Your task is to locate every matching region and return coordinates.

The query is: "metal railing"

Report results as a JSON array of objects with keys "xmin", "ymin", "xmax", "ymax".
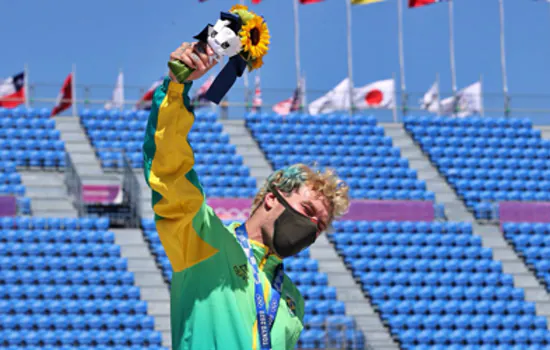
[
  {"xmin": 122, "ymin": 152, "xmax": 141, "ymax": 228},
  {"xmin": 64, "ymin": 152, "xmax": 85, "ymax": 216}
]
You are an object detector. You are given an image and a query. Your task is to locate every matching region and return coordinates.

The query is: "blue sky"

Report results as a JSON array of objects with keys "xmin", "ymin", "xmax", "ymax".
[{"xmin": 1, "ymin": 0, "xmax": 550, "ymax": 122}]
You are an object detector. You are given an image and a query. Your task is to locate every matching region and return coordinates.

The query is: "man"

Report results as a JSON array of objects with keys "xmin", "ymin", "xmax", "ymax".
[{"xmin": 143, "ymin": 42, "xmax": 350, "ymax": 350}]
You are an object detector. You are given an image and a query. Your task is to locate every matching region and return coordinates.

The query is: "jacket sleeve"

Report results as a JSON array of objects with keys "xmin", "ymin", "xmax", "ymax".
[{"xmin": 142, "ymin": 77, "xmax": 223, "ymax": 273}]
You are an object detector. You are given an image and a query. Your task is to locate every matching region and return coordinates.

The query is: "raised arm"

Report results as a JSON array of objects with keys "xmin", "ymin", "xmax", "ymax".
[{"xmin": 142, "ymin": 42, "xmax": 219, "ymax": 273}]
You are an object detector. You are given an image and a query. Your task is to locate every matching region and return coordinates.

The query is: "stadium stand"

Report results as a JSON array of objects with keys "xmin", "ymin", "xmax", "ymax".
[
  {"xmin": 0, "ymin": 106, "xmax": 67, "ymax": 215},
  {"xmin": 0, "ymin": 216, "xmax": 166, "ymax": 349},
  {"xmin": 80, "ymin": 108, "xmax": 257, "ymax": 198},
  {"xmin": 245, "ymin": 112, "xmax": 436, "ymax": 201},
  {"xmin": 329, "ymin": 220, "xmax": 550, "ymax": 349},
  {"xmin": 141, "ymin": 218, "xmax": 365, "ymax": 349},
  {"xmin": 502, "ymin": 222, "xmax": 550, "ymax": 293},
  {"xmin": 403, "ymin": 115, "xmax": 550, "ymax": 220}
]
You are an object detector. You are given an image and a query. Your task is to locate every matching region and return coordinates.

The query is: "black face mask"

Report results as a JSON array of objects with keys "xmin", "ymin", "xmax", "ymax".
[{"xmin": 270, "ymin": 188, "xmax": 320, "ymax": 258}]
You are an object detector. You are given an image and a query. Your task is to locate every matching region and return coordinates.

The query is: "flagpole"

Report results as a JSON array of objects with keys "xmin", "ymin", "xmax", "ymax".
[
  {"xmin": 448, "ymin": 0, "xmax": 457, "ymax": 96},
  {"xmin": 392, "ymin": 72, "xmax": 398, "ymax": 122},
  {"xmin": 292, "ymin": 0, "xmax": 303, "ymax": 111},
  {"xmin": 241, "ymin": 0, "xmax": 250, "ymax": 113},
  {"xmin": 345, "ymin": 0, "xmax": 354, "ymax": 116},
  {"xmin": 72, "ymin": 64, "xmax": 77, "ymax": 117},
  {"xmin": 397, "ymin": 0, "xmax": 407, "ymax": 116},
  {"xmin": 436, "ymin": 72, "xmax": 441, "ymax": 116},
  {"xmin": 24, "ymin": 63, "xmax": 30, "ymax": 108},
  {"xmin": 480, "ymin": 73, "xmax": 485, "ymax": 117},
  {"xmin": 120, "ymin": 68, "xmax": 125, "ymax": 110},
  {"xmin": 498, "ymin": 0, "xmax": 509, "ymax": 117}
]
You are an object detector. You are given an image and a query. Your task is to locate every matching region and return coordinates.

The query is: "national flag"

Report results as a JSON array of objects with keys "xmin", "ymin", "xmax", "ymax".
[
  {"xmin": 105, "ymin": 72, "xmax": 124, "ymax": 110},
  {"xmin": 0, "ymin": 72, "xmax": 25, "ymax": 109},
  {"xmin": 300, "ymin": 0, "xmax": 324, "ymax": 4},
  {"xmin": 354, "ymin": 79, "xmax": 395, "ymax": 110},
  {"xmin": 439, "ymin": 81, "xmax": 483, "ymax": 117},
  {"xmin": 251, "ymin": 0, "xmax": 262, "ymax": 3},
  {"xmin": 191, "ymin": 75, "xmax": 215, "ymax": 108},
  {"xmin": 252, "ymin": 75, "xmax": 262, "ymax": 111},
  {"xmin": 273, "ymin": 77, "xmax": 305, "ymax": 116},
  {"xmin": 51, "ymin": 73, "xmax": 73, "ymax": 117},
  {"xmin": 352, "ymin": 0, "xmax": 384, "ymax": 5},
  {"xmin": 420, "ymin": 81, "xmax": 439, "ymax": 113},
  {"xmin": 409, "ymin": 0, "xmax": 442, "ymax": 8},
  {"xmin": 308, "ymin": 78, "xmax": 351, "ymax": 115},
  {"xmin": 136, "ymin": 77, "xmax": 164, "ymax": 110}
]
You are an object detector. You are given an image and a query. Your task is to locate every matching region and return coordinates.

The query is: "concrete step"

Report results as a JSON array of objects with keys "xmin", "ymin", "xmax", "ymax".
[
  {"xmin": 134, "ymin": 272, "xmax": 165, "ymax": 286},
  {"xmin": 25, "ymin": 187, "xmax": 67, "ymax": 198},
  {"xmin": 148, "ymin": 301, "xmax": 170, "ymax": 316},
  {"xmin": 154, "ymin": 316, "xmax": 171, "ymax": 332},
  {"xmin": 31, "ymin": 199, "xmax": 74, "ymax": 211},
  {"xmin": 140, "ymin": 287, "xmax": 170, "ymax": 302},
  {"xmin": 127, "ymin": 259, "xmax": 159, "ymax": 272},
  {"xmin": 121, "ymin": 245, "xmax": 152, "ymax": 258}
]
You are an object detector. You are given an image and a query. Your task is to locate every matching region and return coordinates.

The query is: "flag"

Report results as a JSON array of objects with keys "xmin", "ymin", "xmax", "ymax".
[
  {"xmin": 136, "ymin": 77, "xmax": 163, "ymax": 110},
  {"xmin": 191, "ymin": 75, "xmax": 215, "ymax": 108},
  {"xmin": 51, "ymin": 73, "xmax": 73, "ymax": 117},
  {"xmin": 300, "ymin": 0, "xmax": 324, "ymax": 4},
  {"xmin": 105, "ymin": 72, "xmax": 124, "ymax": 110},
  {"xmin": 0, "ymin": 72, "xmax": 25, "ymax": 108},
  {"xmin": 352, "ymin": 0, "xmax": 384, "ymax": 5},
  {"xmin": 308, "ymin": 78, "xmax": 351, "ymax": 115},
  {"xmin": 252, "ymin": 0, "xmax": 262, "ymax": 3},
  {"xmin": 252, "ymin": 75, "xmax": 262, "ymax": 111},
  {"xmin": 439, "ymin": 81, "xmax": 483, "ymax": 117},
  {"xmin": 354, "ymin": 79, "xmax": 395, "ymax": 110},
  {"xmin": 273, "ymin": 77, "xmax": 304, "ymax": 116},
  {"xmin": 420, "ymin": 81, "xmax": 439, "ymax": 114},
  {"xmin": 409, "ymin": 0, "xmax": 442, "ymax": 8}
]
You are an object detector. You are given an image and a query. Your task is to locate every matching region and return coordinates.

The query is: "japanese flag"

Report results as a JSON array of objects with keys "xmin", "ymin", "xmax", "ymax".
[{"xmin": 354, "ymin": 79, "xmax": 395, "ymax": 109}]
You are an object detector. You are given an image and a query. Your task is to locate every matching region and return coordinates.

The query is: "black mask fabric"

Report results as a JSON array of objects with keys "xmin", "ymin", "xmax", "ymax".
[{"xmin": 270, "ymin": 189, "xmax": 320, "ymax": 258}]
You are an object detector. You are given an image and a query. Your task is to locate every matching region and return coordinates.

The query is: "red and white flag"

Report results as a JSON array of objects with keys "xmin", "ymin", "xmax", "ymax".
[
  {"xmin": 0, "ymin": 72, "xmax": 25, "ymax": 109},
  {"xmin": 354, "ymin": 79, "xmax": 395, "ymax": 110},
  {"xmin": 273, "ymin": 77, "xmax": 304, "ymax": 116},
  {"xmin": 191, "ymin": 75, "xmax": 215, "ymax": 108},
  {"xmin": 252, "ymin": 75, "xmax": 262, "ymax": 111},
  {"xmin": 51, "ymin": 73, "xmax": 73, "ymax": 117},
  {"xmin": 409, "ymin": 0, "xmax": 443, "ymax": 8},
  {"xmin": 136, "ymin": 77, "xmax": 163, "ymax": 110}
]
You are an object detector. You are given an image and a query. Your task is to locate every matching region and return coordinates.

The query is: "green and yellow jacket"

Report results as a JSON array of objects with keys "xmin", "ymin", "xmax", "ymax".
[{"xmin": 143, "ymin": 77, "xmax": 305, "ymax": 350}]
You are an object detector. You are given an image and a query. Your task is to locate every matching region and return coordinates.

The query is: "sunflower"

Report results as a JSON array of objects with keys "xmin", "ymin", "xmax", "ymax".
[
  {"xmin": 230, "ymin": 4, "xmax": 249, "ymax": 13},
  {"xmin": 240, "ymin": 16, "xmax": 270, "ymax": 60},
  {"xmin": 250, "ymin": 56, "xmax": 264, "ymax": 71}
]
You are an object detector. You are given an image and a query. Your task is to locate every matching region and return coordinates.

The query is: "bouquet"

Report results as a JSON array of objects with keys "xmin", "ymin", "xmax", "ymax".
[{"xmin": 168, "ymin": 4, "xmax": 270, "ymax": 104}]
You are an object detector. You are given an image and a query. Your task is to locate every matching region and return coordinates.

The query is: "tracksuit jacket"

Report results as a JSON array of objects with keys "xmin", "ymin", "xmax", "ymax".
[{"xmin": 142, "ymin": 77, "xmax": 305, "ymax": 350}]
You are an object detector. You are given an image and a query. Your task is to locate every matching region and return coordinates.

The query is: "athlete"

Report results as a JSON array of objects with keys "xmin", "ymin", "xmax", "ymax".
[{"xmin": 143, "ymin": 42, "xmax": 350, "ymax": 350}]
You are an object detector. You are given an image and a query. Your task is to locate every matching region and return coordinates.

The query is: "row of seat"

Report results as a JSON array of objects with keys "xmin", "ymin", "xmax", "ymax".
[
  {"xmin": 334, "ymin": 233, "xmax": 481, "ymax": 247},
  {"xmin": 271, "ymin": 155, "xmax": 409, "ymax": 169},
  {"xmin": 0, "ymin": 285, "xmax": 140, "ymax": 300},
  {"xmin": 298, "ymin": 329, "xmax": 365, "ymax": 349},
  {"xmin": 249, "ymin": 123, "xmax": 386, "ymax": 137},
  {"xmin": 370, "ymin": 285, "xmax": 526, "ymax": 302},
  {"xmin": 462, "ymin": 190, "xmax": 550, "ymax": 203},
  {"xmin": 403, "ymin": 115, "xmax": 533, "ymax": 129},
  {"xmin": 255, "ymin": 134, "xmax": 394, "ymax": 148},
  {"xmin": 388, "ymin": 313, "xmax": 546, "ymax": 330},
  {"xmin": 397, "ymin": 329, "xmax": 549, "ymax": 346},
  {"xmin": 0, "ymin": 330, "xmax": 162, "ymax": 346},
  {"xmin": 0, "ymin": 129, "xmax": 61, "ymax": 140},
  {"xmin": 419, "ymin": 136, "xmax": 550, "ymax": 149},
  {"xmin": 436, "ymin": 157, "xmax": 549, "ymax": 171},
  {"xmin": 349, "ymin": 258, "xmax": 502, "ymax": 273},
  {"xmin": 264, "ymin": 144, "xmax": 402, "ymax": 158},
  {"xmin": 377, "ymin": 299, "xmax": 532, "ymax": 316},
  {"xmin": 0, "ymin": 161, "xmax": 17, "ymax": 173},
  {"xmin": 0, "ymin": 299, "xmax": 147, "ymax": 314},
  {"xmin": 0, "ymin": 118, "xmax": 56, "ymax": 130},
  {"xmin": 360, "ymin": 272, "xmax": 513, "ymax": 287},
  {"xmin": 341, "ymin": 246, "xmax": 493, "ymax": 260},
  {"xmin": 447, "ymin": 168, "xmax": 550, "ymax": 181},
  {"xmin": 0, "ymin": 185, "xmax": 25, "ymax": 196},
  {"xmin": 0, "ymin": 230, "xmax": 115, "ymax": 244},
  {"xmin": 0, "ymin": 243, "xmax": 120, "ymax": 257},
  {"xmin": 0, "ymin": 217, "xmax": 110, "ymax": 230},
  {"xmin": 333, "ymin": 221, "xmax": 473, "ymax": 234},
  {"xmin": 452, "ymin": 179, "xmax": 550, "ymax": 192},
  {"xmin": 0, "ymin": 107, "xmax": 52, "ymax": 119},
  {"xmin": 0, "ymin": 315, "xmax": 154, "ymax": 330},
  {"xmin": 2, "ymin": 270, "xmax": 134, "ymax": 285},
  {"xmin": 408, "ymin": 126, "xmax": 541, "ymax": 139},
  {"xmin": 0, "ymin": 139, "xmax": 65, "ymax": 151},
  {"xmin": 429, "ymin": 146, "xmax": 549, "ymax": 160},
  {"xmin": 0, "ymin": 256, "xmax": 127, "ymax": 271},
  {"xmin": 80, "ymin": 108, "xmax": 217, "ymax": 123},
  {"xmin": 246, "ymin": 112, "xmax": 378, "ymax": 126}
]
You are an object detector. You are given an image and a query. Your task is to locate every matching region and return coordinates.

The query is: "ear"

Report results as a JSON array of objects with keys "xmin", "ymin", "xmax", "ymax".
[{"xmin": 263, "ymin": 192, "xmax": 277, "ymax": 211}]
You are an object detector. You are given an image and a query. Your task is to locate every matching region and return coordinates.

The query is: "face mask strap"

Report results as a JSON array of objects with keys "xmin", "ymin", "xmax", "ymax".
[{"xmin": 268, "ymin": 185, "xmax": 321, "ymax": 232}]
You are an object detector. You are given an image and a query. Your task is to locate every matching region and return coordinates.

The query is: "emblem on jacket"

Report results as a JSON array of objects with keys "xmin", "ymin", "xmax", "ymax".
[
  {"xmin": 285, "ymin": 294, "xmax": 297, "ymax": 317},
  {"xmin": 233, "ymin": 264, "xmax": 248, "ymax": 281}
]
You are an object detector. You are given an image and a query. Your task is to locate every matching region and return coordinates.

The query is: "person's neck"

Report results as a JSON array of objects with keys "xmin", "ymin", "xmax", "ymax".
[{"xmin": 244, "ymin": 216, "xmax": 264, "ymax": 245}]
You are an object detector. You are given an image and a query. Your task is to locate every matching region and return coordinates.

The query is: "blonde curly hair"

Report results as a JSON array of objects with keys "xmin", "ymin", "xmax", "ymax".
[{"xmin": 251, "ymin": 164, "xmax": 350, "ymax": 223}]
